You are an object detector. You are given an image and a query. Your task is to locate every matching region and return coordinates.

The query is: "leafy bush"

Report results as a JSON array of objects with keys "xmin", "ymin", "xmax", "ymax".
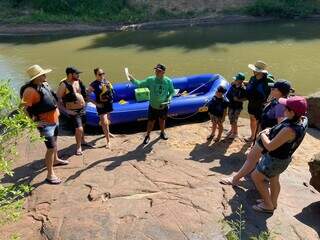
[{"xmin": 246, "ymin": 0, "xmax": 320, "ymax": 18}]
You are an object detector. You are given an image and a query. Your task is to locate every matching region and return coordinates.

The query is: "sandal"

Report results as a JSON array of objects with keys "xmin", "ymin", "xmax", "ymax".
[
  {"xmin": 53, "ymin": 159, "xmax": 69, "ymax": 166},
  {"xmin": 219, "ymin": 177, "xmax": 239, "ymax": 186},
  {"xmin": 256, "ymin": 199, "xmax": 277, "ymax": 209},
  {"xmin": 244, "ymin": 137, "xmax": 254, "ymax": 142},
  {"xmin": 252, "ymin": 203, "xmax": 274, "ymax": 214},
  {"xmin": 76, "ymin": 149, "xmax": 83, "ymax": 156},
  {"xmin": 45, "ymin": 177, "xmax": 62, "ymax": 185}
]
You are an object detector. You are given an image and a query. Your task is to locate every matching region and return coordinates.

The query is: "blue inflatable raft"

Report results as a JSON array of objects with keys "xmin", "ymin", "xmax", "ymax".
[{"xmin": 86, "ymin": 73, "xmax": 229, "ymax": 126}]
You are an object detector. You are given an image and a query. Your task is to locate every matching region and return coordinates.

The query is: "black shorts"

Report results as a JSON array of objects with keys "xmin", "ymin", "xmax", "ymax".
[
  {"xmin": 248, "ymin": 101, "xmax": 263, "ymax": 120},
  {"xmin": 38, "ymin": 124, "xmax": 59, "ymax": 149},
  {"xmin": 148, "ymin": 105, "xmax": 168, "ymax": 120},
  {"xmin": 69, "ymin": 109, "xmax": 86, "ymax": 129},
  {"xmin": 96, "ymin": 103, "xmax": 113, "ymax": 116}
]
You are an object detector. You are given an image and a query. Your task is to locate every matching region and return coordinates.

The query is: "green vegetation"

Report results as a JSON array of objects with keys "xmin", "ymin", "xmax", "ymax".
[
  {"xmin": 246, "ymin": 0, "xmax": 320, "ymax": 18},
  {"xmin": 1, "ymin": 0, "xmax": 320, "ymax": 24},
  {"xmin": 0, "ymin": 81, "xmax": 37, "ymax": 227},
  {"xmin": 223, "ymin": 205, "xmax": 274, "ymax": 240}
]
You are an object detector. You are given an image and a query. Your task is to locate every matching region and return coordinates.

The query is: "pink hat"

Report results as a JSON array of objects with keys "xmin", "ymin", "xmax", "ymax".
[{"xmin": 279, "ymin": 96, "xmax": 308, "ymax": 117}]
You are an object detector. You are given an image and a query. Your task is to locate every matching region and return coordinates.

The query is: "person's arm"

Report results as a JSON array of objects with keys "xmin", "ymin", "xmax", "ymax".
[
  {"xmin": 56, "ymin": 82, "xmax": 76, "ymax": 116},
  {"xmin": 87, "ymin": 85, "xmax": 102, "ymax": 107},
  {"xmin": 260, "ymin": 127, "xmax": 296, "ymax": 152},
  {"xmin": 167, "ymin": 80, "xmax": 175, "ymax": 102},
  {"xmin": 128, "ymin": 74, "xmax": 149, "ymax": 88}
]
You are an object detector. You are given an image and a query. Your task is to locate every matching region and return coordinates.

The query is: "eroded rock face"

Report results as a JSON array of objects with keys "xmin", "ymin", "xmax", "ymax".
[
  {"xmin": 309, "ymin": 153, "xmax": 320, "ymax": 193},
  {"xmin": 127, "ymin": 0, "xmax": 254, "ymax": 13},
  {"xmin": 306, "ymin": 92, "xmax": 320, "ymax": 130}
]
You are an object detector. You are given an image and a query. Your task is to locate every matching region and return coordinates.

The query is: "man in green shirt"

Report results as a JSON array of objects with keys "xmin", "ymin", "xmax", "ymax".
[{"xmin": 129, "ymin": 64, "xmax": 175, "ymax": 144}]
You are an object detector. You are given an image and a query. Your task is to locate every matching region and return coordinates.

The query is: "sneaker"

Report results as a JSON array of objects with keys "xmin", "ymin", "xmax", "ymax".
[
  {"xmin": 143, "ymin": 135, "xmax": 150, "ymax": 144},
  {"xmin": 160, "ymin": 132, "xmax": 168, "ymax": 140}
]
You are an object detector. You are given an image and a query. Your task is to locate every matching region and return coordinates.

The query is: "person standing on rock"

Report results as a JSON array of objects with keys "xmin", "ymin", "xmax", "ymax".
[
  {"xmin": 56, "ymin": 67, "xmax": 91, "ymax": 155},
  {"xmin": 128, "ymin": 64, "xmax": 175, "ymax": 144},
  {"xmin": 245, "ymin": 61, "xmax": 271, "ymax": 142},
  {"xmin": 251, "ymin": 96, "xmax": 308, "ymax": 213},
  {"xmin": 21, "ymin": 64, "xmax": 69, "ymax": 185},
  {"xmin": 88, "ymin": 67, "xmax": 114, "ymax": 149},
  {"xmin": 220, "ymin": 80, "xmax": 293, "ymax": 187}
]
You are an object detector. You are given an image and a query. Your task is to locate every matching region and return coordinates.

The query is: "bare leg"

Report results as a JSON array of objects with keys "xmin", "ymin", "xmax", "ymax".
[
  {"xmin": 75, "ymin": 127, "xmax": 83, "ymax": 153},
  {"xmin": 216, "ymin": 122, "xmax": 223, "ymax": 141},
  {"xmin": 232, "ymin": 144, "xmax": 262, "ymax": 183},
  {"xmin": 146, "ymin": 120, "xmax": 155, "ymax": 136},
  {"xmin": 159, "ymin": 118, "xmax": 166, "ymax": 133},
  {"xmin": 251, "ymin": 170, "xmax": 274, "ymax": 210},
  {"xmin": 270, "ymin": 175, "xmax": 280, "ymax": 209},
  {"xmin": 45, "ymin": 148, "xmax": 56, "ymax": 179},
  {"xmin": 249, "ymin": 114, "xmax": 257, "ymax": 140},
  {"xmin": 100, "ymin": 114, "xmax": 110, "ymax": 147},
  {"xmin": 211, "ymin": 121, "xmax": 217, "ymax": 136}
]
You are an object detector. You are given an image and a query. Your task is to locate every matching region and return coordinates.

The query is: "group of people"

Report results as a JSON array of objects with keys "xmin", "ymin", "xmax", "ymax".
[{"xmin": 21, "ymin": 61, "xmax": 308, "ymax": 214}]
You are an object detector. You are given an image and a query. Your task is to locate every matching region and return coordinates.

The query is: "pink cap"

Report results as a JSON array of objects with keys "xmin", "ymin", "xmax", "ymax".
[{"xmin": 279, "ymin": 96, "xmax": 308, "ymax": 116}]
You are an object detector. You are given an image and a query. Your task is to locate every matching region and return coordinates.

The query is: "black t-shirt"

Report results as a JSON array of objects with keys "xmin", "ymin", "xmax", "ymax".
[
  {"xmin": 246, "ymin": 75, "xmax": 270, "ymax": 104},
  {"xmin": 226, "ymin": 84, "xmax": 247, "ymax": 110},
  {"xmin": 208, "ymin": 96, "xmax": 229, "ymax": 118}
]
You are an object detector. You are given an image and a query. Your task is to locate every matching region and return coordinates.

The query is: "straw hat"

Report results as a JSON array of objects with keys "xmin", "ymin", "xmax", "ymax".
[
  {"xmin": 248, "ymin": 60, "xmax": 268, "ymax": 73},
  {"xmin": 26, "ymin": 64, "xmax": 52, "ymax": 81}
]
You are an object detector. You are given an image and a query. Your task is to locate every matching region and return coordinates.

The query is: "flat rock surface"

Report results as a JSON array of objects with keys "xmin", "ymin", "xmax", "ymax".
[{"xmin": 1, "ymin": 118, "xmax": 320, "ymax": 240}]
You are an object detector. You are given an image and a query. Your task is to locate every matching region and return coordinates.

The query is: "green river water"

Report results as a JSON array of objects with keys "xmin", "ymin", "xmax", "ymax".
[{"xmin": 0, "ymin": 20, "xmax": 320, "ymax": 95}]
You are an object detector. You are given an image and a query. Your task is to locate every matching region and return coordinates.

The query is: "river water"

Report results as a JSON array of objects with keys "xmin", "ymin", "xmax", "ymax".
[{"xmin": 1, "ymin": 20, "xmax": 320, "ymax": 95}]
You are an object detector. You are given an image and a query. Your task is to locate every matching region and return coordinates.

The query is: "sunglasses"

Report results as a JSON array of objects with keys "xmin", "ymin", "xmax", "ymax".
[{"xmin": 98, "ymin": 72, "xmax": 105, "ymax": 76}]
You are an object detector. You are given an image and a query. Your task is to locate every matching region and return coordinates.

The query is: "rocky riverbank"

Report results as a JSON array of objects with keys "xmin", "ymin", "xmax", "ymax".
[{"xmin": 1, "ymin": 117, "xmax": 319, "ymax": 239}]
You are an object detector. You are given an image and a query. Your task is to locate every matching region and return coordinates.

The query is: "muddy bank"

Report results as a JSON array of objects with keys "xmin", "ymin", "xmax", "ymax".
[{"xmin": 0, "ymin": 15, "xmax": 276, "ymax": 35}]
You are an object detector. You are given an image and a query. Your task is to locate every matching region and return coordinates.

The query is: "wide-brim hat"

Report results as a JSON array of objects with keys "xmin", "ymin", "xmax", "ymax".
[
  {"xmin": 27, "ymin": 64, "xmax": 52, "ymax": 81},
  {"xmin": 248, "ymin": 60, "xmax": 268, "ymax": 73}
]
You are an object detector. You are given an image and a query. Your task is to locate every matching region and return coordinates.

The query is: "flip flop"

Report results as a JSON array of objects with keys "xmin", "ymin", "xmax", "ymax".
[
  {"xmin": 256, "ymin": 199, "xmax": 277, "ymax": 209},
  {"xmin": 244, "ymin": 137, "xmax": 254, "ymax": 142},
  {"xmin": 53, "ymin": 159, "xmax": 69, "ymax": 166},
  {"xmin": 219, "ymin": 178, "xmax": 239, "ymax": 186},
  {"xmin": 45, "ymin": 178, "xmax": 62, "ymax": 185},
  {"xmin": 252, "ymin": 204, "xmax": 274, "ymax": 214},
  {"xmin": 76, "ymin": 149, "xmax": 83, "ymax": 156}
]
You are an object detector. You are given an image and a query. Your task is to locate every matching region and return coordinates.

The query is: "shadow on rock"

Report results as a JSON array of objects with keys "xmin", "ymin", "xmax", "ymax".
[
  {"xmin": 224, "ymin": 187, "xmax": 272, "ymax": 238},
  {"xmin": 210, "ymin": 141, "xmax": 251, "ymax": 175},
  {"xmin": 295, "ymin": 201, "xmax": 320, "ymax": 237},
  {"xmin": 187, "ymin": 136, "xmax": 251, "ymax": 175},
  {"xmin": 0, "ymin": 158, "xmax": 46, "ymax": 189},
  {"xmin": 65, "ymin": 137, "xmax": 160, "ymax": 182}
]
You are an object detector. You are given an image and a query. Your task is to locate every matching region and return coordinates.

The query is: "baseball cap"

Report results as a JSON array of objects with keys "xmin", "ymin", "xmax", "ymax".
[
  {"xmin": 268, "ymin": 80, "xmax": 292, "ymax": 96},
  {"xmin": 154, "ymin": 64, "xmax": 166, "ymax": 72},
  {"xmin": 279, "ymin": 96, "xmax": 307, "ymax": 117},
  {"xmin": 66, "ymin": 67, "xmax": 82, "ymax": 75},
  {"xmin": 232, "ymin": 72, "xmax": 245, "ymax": 81}
]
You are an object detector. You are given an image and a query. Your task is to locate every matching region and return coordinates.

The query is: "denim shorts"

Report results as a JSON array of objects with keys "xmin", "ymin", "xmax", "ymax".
[
  {"xmin": 256, "ymin": 153, "xmax": 291, "ymax": 178},
  {"xmin": 38, "ymin": 123, "xmax": 59, "ymax": 149},
  {"xmin": 228, "ymin": 108, "xmax": 241, "ymax": 125}
]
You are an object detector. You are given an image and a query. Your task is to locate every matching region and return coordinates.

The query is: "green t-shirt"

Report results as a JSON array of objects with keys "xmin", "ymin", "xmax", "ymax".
[{"xmin": 131, "ymin": 76, "xmax": 175, "ymax": 109}]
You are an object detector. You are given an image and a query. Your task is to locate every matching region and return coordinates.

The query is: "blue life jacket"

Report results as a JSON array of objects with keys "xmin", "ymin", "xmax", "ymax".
[
  {"xmin": 260, "ymin": 99, "xmax": 279, "ymax": 130},
  {"xmin": 246, "ymin": 75, "xmax": 270, "ymax": 103}
]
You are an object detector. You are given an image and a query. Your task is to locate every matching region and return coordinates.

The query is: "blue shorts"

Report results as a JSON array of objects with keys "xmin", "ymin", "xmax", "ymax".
[
  {"xmin": 256, "ymin": 153, "xmax": 291, "ymax": 178},
  {"xmin": 38, "ymin": 124, "xmax": 59, "ymax": 149}
]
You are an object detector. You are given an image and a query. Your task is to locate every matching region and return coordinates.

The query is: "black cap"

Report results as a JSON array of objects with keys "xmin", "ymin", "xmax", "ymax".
[
  {"xmin": 217, "ymin": 85, "xmax": 227, "ymax": 94},
  {"xmin": 268, "ymin": 80, "xmax": 292, "ymax": 96},
  {"xmin": 154, "ymin": 64, "xmax": 166, "ymax": 72},
  {"xmin": 66, "ymin": 67, "xmax": 82, "ymax": 75}
]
